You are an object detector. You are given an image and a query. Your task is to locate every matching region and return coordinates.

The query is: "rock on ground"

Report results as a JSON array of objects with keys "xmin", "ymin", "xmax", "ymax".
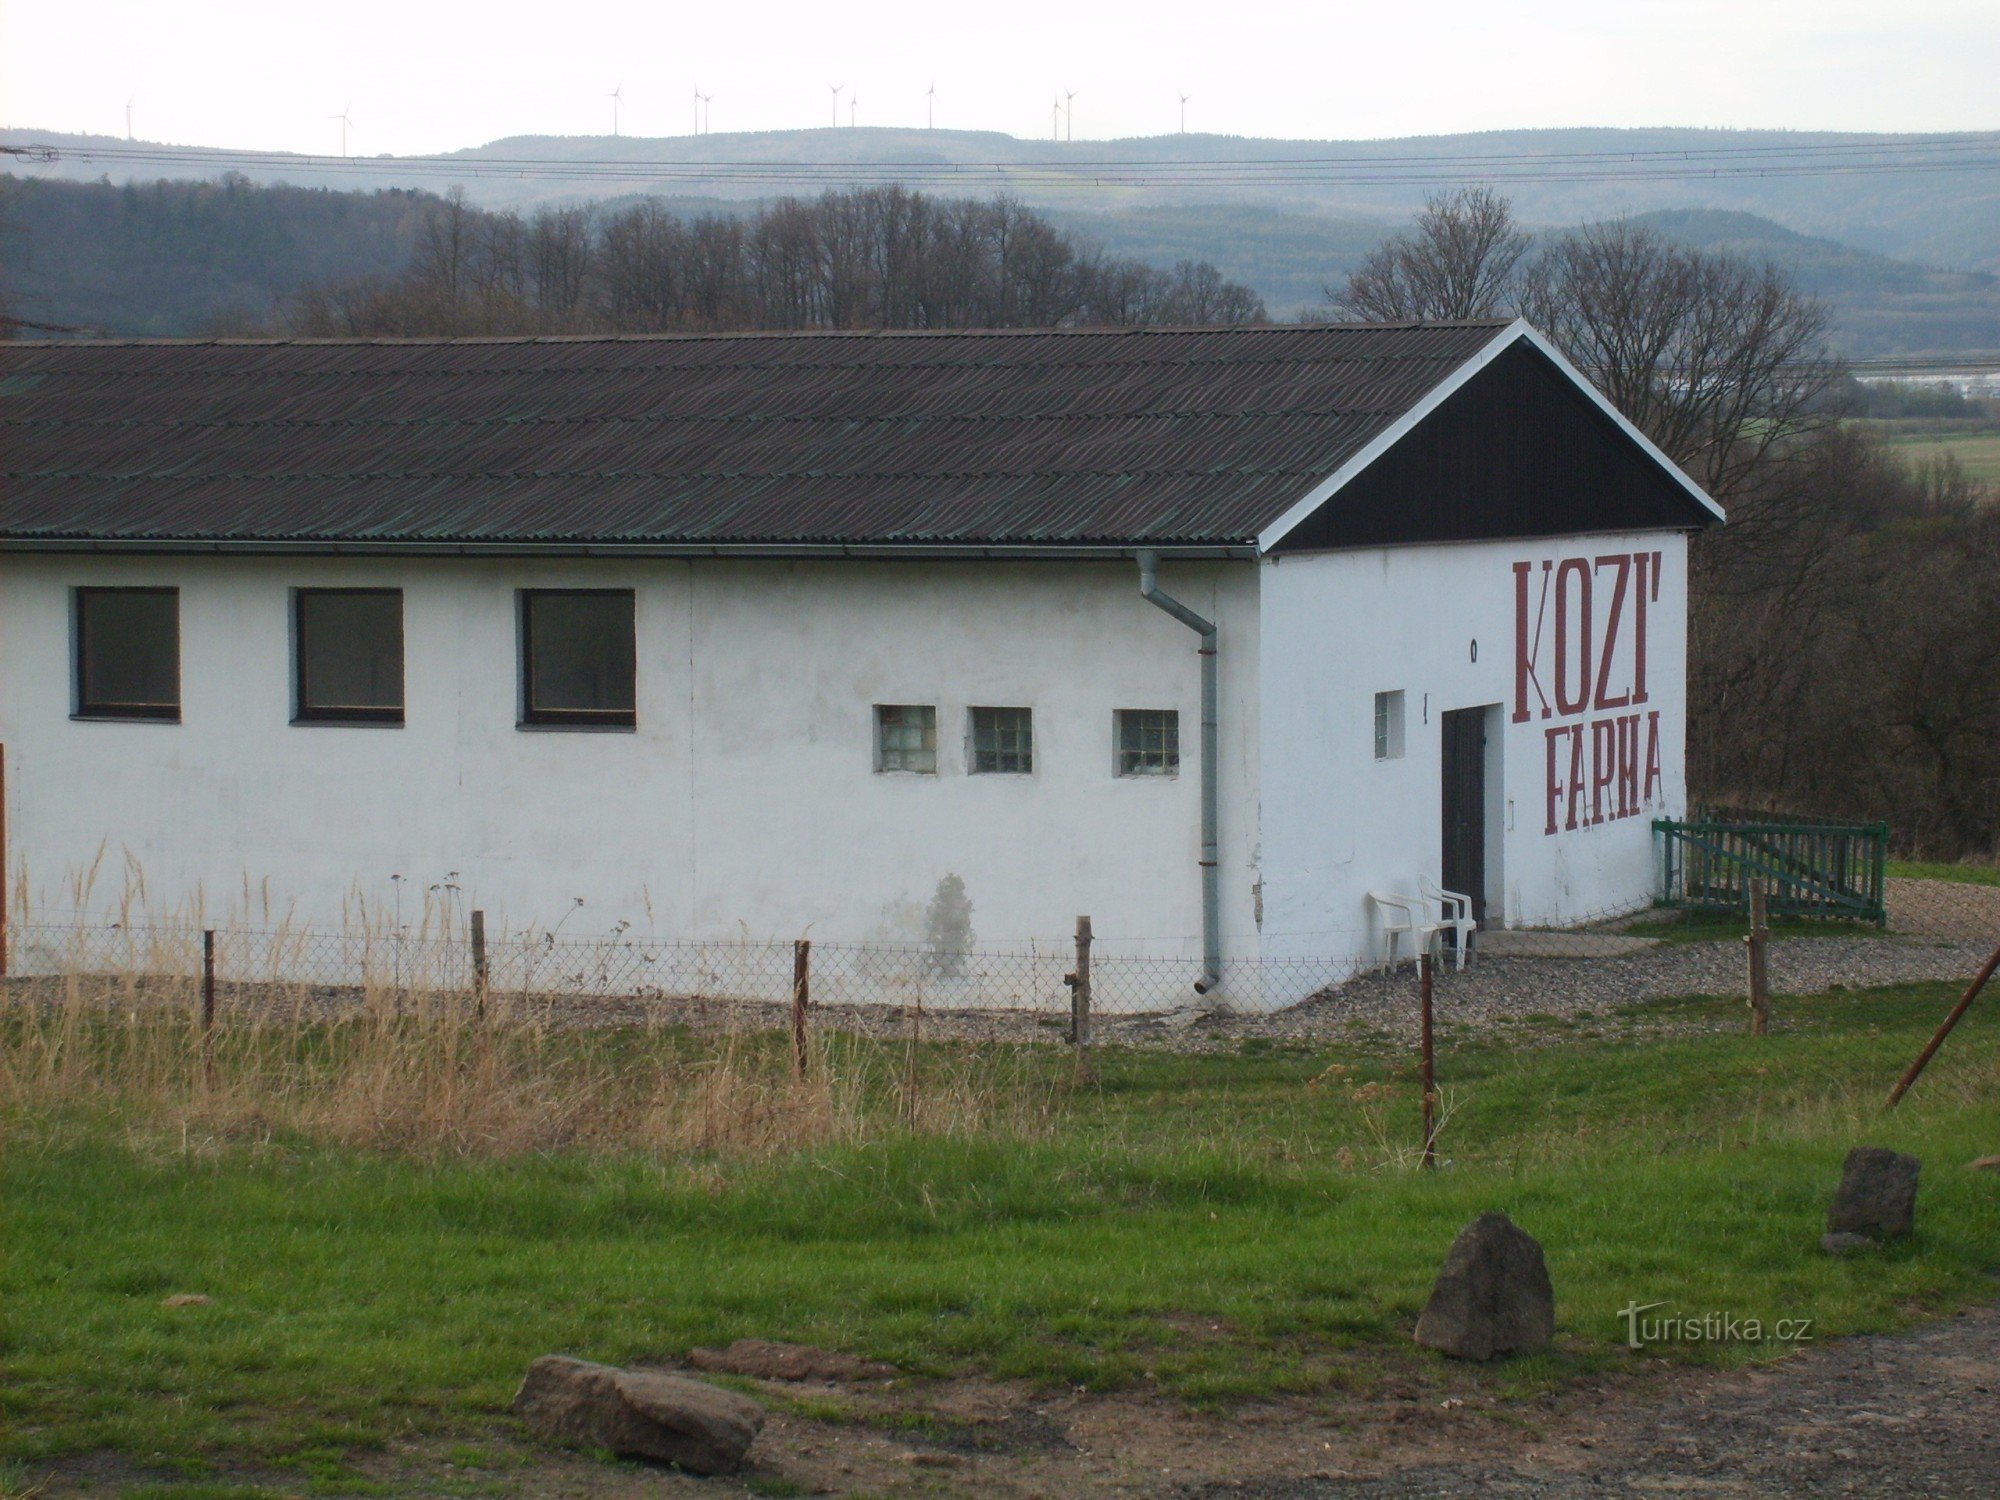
[
  {"xmin": 1413, "ymin": 1211, "xmax": 1555, "ymax": 1361},
  {"xmin": 1827, "ymin": 1145, "xmax": 1921, "ymax": 1241},
  {"xmin": 511, "ymin": 1354, "xmax": 763, "ymax": 1473}
]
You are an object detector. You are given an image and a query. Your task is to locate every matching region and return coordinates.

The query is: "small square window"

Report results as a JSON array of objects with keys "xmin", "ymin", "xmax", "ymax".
[
  {"xmin": 1373, "ymin": 690, "xmax": 1406, "ymax": 761},
  {"xmin": 75, "ymin": 587, "xmax": 180, "ymax": 720},
  {"xmin": 969, "ymin": 706, "xmax": 1032, "ymax": 774},
  {"xmin": 1116, "ymin": 708, "xmax": 1179, "ymax": 776},
  {"xmin": 520, "ymin": 589, "xmax": 636, "ymax": 728},
  {"xmin": 295, "ymin": 589, "xmax": 404, "ymax": 724},
  {"xmin": 876, "ymin": 704, "xmax": 937, "ymax": 773}
]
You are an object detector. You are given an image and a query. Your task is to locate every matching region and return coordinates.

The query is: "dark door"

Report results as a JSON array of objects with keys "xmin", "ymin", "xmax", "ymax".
[{"xmin": 1441, "ymin": 708, "xmax": 1487, "ymax": 924}]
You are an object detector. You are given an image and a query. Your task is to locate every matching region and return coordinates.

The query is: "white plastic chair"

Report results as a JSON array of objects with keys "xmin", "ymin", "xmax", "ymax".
[
  {"xmin": 1367, "ymin": 890, "xmax": 1430, "ymax": 970},
  {"xmin": 1421, "ymin": 876, "xmax": 1478, "ymax": 970}
]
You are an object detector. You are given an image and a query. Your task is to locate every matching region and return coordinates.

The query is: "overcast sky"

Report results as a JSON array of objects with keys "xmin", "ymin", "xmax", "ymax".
[{"xmin": 4, "ymin": 0, "xmax": 1996, "ymax": 155}]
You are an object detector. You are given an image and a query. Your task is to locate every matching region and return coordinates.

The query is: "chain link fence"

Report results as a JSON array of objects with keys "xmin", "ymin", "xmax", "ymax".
[
  {"xmin": 4, "ymin": 865, "xmax": 1993, "ymax": 1041},
  {"xmin": 0, "ymin": 916, "xmax": 1372, "ymax": 1024}
]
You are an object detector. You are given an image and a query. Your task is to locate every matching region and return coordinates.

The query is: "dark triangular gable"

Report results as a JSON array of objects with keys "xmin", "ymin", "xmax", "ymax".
[{"xmin": 1264, "ymin": 336, "xmax": 1720, "ymax": 553}]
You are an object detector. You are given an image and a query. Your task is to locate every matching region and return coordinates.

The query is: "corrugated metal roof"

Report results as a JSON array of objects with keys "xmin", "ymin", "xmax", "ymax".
[{"xmin": 0, "ymin": 322, "xmax": 1512, "ymax": 550}]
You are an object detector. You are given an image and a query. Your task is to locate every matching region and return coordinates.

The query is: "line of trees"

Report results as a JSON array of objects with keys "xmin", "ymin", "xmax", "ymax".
[
  {"xmin": 1334, "ymin": 188, "xmax": 1999, "ymax": 858},
  {"xmin": 290, "ymin": 186, "xmax": 1266, "ymax": 337}
]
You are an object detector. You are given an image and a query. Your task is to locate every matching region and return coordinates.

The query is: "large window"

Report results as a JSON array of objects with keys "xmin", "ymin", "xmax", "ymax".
[
  {"xmin": 74, "ymin": 587, "xmax": 180, "ymax": 720},
  {"xmin": 520, "ymin": 589, "xmax": 636, "ymax": 728},
  {"xmin": 969, "ymin": 706, "xmax": 1033, "ymax": 774},
  {"xmin": 875, "ymin": 704, "xmax": 937, "ymax": 773},
  {"xmin": 1116, "ymin": 709, "xmax": 1179, "ymax": 777},
  {"xmin": 295, "ymin": 589, "xmax": 404, "ymax": 724}
]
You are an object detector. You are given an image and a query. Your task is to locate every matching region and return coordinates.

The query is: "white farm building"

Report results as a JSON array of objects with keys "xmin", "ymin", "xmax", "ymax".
[{"xmin": 0, "ymin": 321, "xmax": 1720, "ymax": 1006}]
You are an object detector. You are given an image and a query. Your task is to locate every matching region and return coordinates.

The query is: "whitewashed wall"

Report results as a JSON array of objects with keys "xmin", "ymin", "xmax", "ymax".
[
  {"xmin": 0, "ymin": 554, "xmax": 1261, "ymax": 973},
  {"xmin": 1257, "ymin": 532, "xmax": 1691, "ymax": 979}
]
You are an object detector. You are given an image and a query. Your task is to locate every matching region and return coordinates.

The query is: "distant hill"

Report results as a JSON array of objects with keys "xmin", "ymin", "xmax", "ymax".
[
  {"xmin": 4, "ymin": 165, "xmax": 1998, "ymax": 356},
  {"xmin": 0, "ymin": 174, "xmax": 428, "ymax": 335},
  {"xmin": 1045, "ymin": 201, "xmax": 2000, "ymax": 353},
  {"xmin": 1616, "ymin": 209, "xmax": 2000, "ymax": 357},
  {"xmin": 8, "ymin": 122, "xmax": 1998, "ymax": 273},
  {"xmin": 1044, "ymin": 203, "xmax": 1382, "ymax": 320}
]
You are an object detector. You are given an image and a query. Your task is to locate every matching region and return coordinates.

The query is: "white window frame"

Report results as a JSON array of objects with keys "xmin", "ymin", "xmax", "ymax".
[
  {"xmin": 1374, "ymin": 690, "xmax": 1406, "ymax": 761},
  {"xmin": 874, "ymin": 703, "xmax": 938, "ymax": 774},
  {"xmin": 968, "ymin": 705, "xmax": 1033, "ymax": 775},
  {"xmin": 1115, "ymin": 708, "xmax": 1180, "ymax": 777}
]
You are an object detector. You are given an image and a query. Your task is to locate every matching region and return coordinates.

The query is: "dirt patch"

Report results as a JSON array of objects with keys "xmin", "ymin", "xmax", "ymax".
[
  {"xmin": 17, "ymin": 1306, "xmax": 2000, "ymax": 1495},
  {"xmin": 684, "ymin": 1337, "xmax": 900, "ymax": 1383},
  {"xmin": 1175, "ymin": 1300, "xmax": 2000, "ymax": 1497}
]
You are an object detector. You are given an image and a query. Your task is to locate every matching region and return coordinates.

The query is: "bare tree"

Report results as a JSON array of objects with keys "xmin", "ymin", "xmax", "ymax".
[
  {"xmin": 1520, "ymin": 221, "xmax": 1841, "ymax": 504},
  {"xmin": 406, "ymin": 187, "xmax": 479, "ymax": 331},
  {"xmin": 1332, "ymin": 187, "xmax": 1531, "ymax": 322},
  {"xmin": 1164, "ymin": 259, "xmax": 1267, "ymax": 326},
  {"xmin": 290, "ymin": 185, "xmax": 1263, "ymax": 339},
  {"xmin": 530, "ymin": 205, "xmax": 595, "ymax": 327}
]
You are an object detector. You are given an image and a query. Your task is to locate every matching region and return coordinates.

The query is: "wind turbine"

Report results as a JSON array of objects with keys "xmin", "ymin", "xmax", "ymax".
[
  {"xmin": 828, "ymin": 82, "xmax": 843, "ymax": 129},
  {"xmin": 1065, "ymin": 88, "xmax": 1077, "ymax": 142},
  {"xmin": 700, "ymin": 89, "xmax": 713, "ymax": 135},
  {"xmin": 606, "ymin": 82, "xmax": 623, "ymax": 137},
  {"xmin": 1179, "ymin": 91, "xmax": 1191, "ymax": 134},
  {"xmin": 330, "ymin": 103, "xmax": 354, "ymax": 157},
  {"xmin": 693, "ymin": 82, "xmax": 702, "ymax": 135},
  {"xmin": 926, "ymin": 80, "xmax": 936, "ymax": 130},
  {"xmin": 850, "ymin": 92, "xmax": 858, "ymax": 127},
  {"xmin": 125, "ymin": 95, "xmax": 135, "ymax": 141},
  {"xmin": 1051, "ymin": 94, "xmax": 1061, "ymax": 142}
]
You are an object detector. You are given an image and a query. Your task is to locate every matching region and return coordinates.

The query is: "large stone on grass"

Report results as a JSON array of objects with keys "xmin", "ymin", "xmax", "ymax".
[
  {"xmin": 1413, "ymin": 1211, "xmax": 1555, "ymax": 1361},
  {"xmin": 512, "ymin": 1355, "xmax": 763, "ymax": 1473},
  {"xmin": 1826, "ymin": 1146, "xmax": 1920, "ymax": 1242}
]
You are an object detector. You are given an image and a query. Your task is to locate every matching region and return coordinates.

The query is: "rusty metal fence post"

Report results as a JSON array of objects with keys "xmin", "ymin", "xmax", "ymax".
[
  {"xmin": 201, "ymin": 928, "xmax": 218, "ymax": 1090},
  {"xmin": 1746, "ymin": 881, "xmax": 1771, "ymax": 1034},
  {"xmin": 470, "ymin": 909, "xmax": 489, "ymax": 1019},
  {"xmin": 791, "ymin": 938, "xmax": 811, "ymax": 1082},
  {"xmin": 1887, "ymin": 935, "xmax": 2000, "ymax": 1108},
  {"xmin": 1419, "ymin": 951, "xmax": 1437, "ymax": 1170}
]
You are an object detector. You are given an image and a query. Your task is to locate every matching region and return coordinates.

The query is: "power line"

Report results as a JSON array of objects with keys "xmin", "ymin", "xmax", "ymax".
[{"xmin": 12, "ymin": 133, "xmax": 2000, "ymax": 193}]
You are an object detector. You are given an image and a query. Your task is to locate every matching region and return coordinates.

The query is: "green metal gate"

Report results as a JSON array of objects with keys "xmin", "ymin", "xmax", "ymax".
[{"xmin": 1654, "ymin": 814, "xmax": 1889, "ymax": 925}]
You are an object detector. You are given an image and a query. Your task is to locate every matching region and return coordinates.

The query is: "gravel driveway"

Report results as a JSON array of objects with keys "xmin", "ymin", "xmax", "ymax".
[{"xmin": 1221, "ymin": 933, "xmax": 1993, "ymax": 1043}]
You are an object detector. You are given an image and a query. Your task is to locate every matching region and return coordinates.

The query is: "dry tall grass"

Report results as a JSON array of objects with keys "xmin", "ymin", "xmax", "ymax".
[{"xmin": 0, "ymin": 960, "xmax": 1066, "ymax": 1160}]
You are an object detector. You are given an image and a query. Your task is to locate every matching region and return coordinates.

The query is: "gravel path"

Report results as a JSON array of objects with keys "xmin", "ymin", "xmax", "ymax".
[
  {"xmin": 1218, "ymin": 934, "xmax": 1993, "ymax": 1044},
  {"xmin": 1178, "ymin": 1301, "xmax": 2000, "ymax": 1498},
  {"xmin": 1888, "ymin": 876, "xmax": 2000, "ymax": 943}
]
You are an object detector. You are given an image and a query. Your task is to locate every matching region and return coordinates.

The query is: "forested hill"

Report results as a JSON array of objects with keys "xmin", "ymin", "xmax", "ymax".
[
  {"xmin": 10, "ymin": 123, "xmax": 1999, "ymax": 273},
  {"xmin": 0, "ymin": 175, "xmax": 426, "ymax": 335},
  {"xmin": 1041, "ymin": 200, "xmax": 2000, "ymax": 354},
  {"xmin": 4, "ymin": 171, "xmax": 1998, "ymax": 355}
]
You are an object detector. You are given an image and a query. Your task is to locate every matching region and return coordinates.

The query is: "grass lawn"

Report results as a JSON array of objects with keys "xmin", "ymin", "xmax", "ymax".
[
  {"xmin": 1890, "ymin": 858, "xmax": 2000, "ymax": 888},
  {"xmin": 1619, "ymin": 908, "xmax": 1882, "ymax": 943},
  {"xmin": 4, "ymin": 983, "xmax": 1998, "ymax": 1492},
  {"xmin": 1877, "ymin": 428, "xmax": 2000, "ymax": 486}
]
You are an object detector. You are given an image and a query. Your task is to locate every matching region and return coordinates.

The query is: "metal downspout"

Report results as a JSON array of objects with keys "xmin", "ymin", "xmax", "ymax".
[{"xmin": 1136, "ymin": 549, "xmax": 1221, "ymax": 993}]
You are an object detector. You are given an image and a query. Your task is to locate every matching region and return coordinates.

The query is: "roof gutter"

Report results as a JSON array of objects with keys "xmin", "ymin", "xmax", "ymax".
[{"xmin": 1136, "ymin": 548, "xmax": 1222, "ymax": 996}]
